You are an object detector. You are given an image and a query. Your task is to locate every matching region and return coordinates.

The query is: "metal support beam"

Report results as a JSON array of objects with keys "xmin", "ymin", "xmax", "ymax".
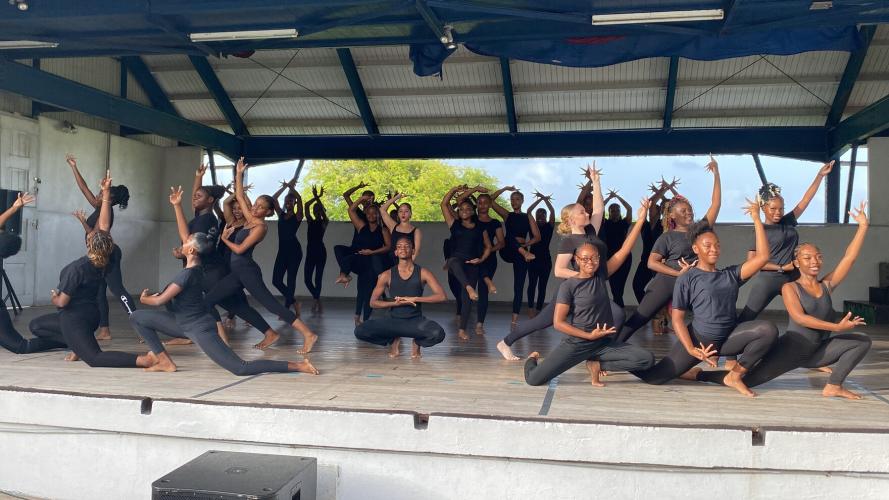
[
  {"xmin": 500, "ymin": 57, "xmax": 517, "ymax": 134},
  {"xmin": 0, "ymin": 58, "xmax": 241, "ymax": 157},
  {"xmin": 843, "ymin": 145, "xmax": 858, "ymax": 223},
  {"xmin": 751, "ymin": 153, "xmax": 768, "ymax": 185},
  {"xmin": 207, "ymin": 150, "xmax": 218, "ymax": 185},
  {"xmin": 120, "ymin": 56, "xmax": 179, "ymax": 116},
  {"xmin": 243, "ymin": 127, "xmax": 829, "ymax": 162},
  {"xmin": 189, "ymin": 56, "xmax": 249, "ymax": 136},
  {"xmin": 663, "ymin": 56, "xmax": 679, "ymax": 129},
  {"xmin": 829, "ymin": 93, "xmax": 889, "ymax": 155},
  {"xmin": 415, "ymin": 0, "xmax": 448, "ymax": 43},
  {"xmin": 30, "ymin": 59, "xmax": 42, "ymax": 118},
  {"xmin": 826, "ymin": 25, "xmax": 876, "ymax": 127},
  {"xmin": 825, "ymin": 152, "xmax": 842, "ymax": 223},
  {"xmin": 336, "ymin": 48, "xmax": 378, "ymax": 135}
]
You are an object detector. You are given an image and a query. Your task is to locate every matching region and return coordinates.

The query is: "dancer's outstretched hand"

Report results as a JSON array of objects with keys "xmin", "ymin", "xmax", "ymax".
[
  {"xmin": 169, "ymin": 186, "xmax": 183, "ymax": 206},
  {"xmin": 590, "ymin": 323, "xmax": 617, "ymax": 340},
  {"xmin": 235, "ymin": 156, "xmax": 248, "ymax": 174},
  {"xmin": 849, "ymin": 200, "xmax": 869, "ymax": 226},
  {"xmin": 819, "ymin": 160, "xmax": 835, "ymax": 177},
  {"xmin": 836, "ymin": 312, "xmax": 867, "ymax": 331},
  {"xmin": 196, "ymin": 164, "xmax": 208, "ymax": 178},
  {"xmin": 677, "ymin": 257, "xmax": 698, "ymax": 275},
  {"xmin": 743, "ymin": 197, "xmax": 761, "ymax": 221},
  {"xmin": 13, "ymin": 192, "xmax": 35, "ymax": 209},
  {"xmin": 72, "ymin": 209, "xmax": 87, "ymax": 223},
  {"xmin": 636, "ymin": 198, "xmax": 651, "ymax": 220},
  {"xmin": 689, "ymin": 342, "xmax": 718, "ymax": 366},
  {"xmin": 100, "ymin": 170, "xmax": 112, "ymax": 193},
  {"xmin": 65, "ymin": 154, "xmax": 77, "ymax": 169},
  {"xmin": 705, "ymin": 154, "xmax": 718, "ymax": 174}
]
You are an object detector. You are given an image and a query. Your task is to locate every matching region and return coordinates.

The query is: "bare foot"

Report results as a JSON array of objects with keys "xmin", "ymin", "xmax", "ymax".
[
  {"xmin": 335, "ymin": 274, "xmax": 352, "ymax": 287},
  {"xmin": 465, "ymin": 285, "xmax": 478, "ymax": 301},
  {"xmin": 484, "ymin": 277, "xmax": 497, "ymax": 294},
  {"xmin": 144, "ymin": 352, "xmax": 177, "ymax": 372},
  {"xmin": 585, "ymin": 360, "xmax": 605, "ymax": 387},
  {"xmin": 288, "ymin": 359, "xmax": 319, "ymax": 375},
  {"xmin": 724, "ymin": 359, "xmax": 738, "ymax": 370},
  {"xmin": 65, "ymin": 352, "xmax": 80, "ymax": 362},
  {"xmin": 223, "ymin": 317, "xmax": 236, "ymax": 330},
  {"xmin": 388, "ymin": 338, "xmax": 402, "ymax": 358},
  {"xmin": 475, "ymin": 323, "xmax": 486, "ymax": 335},
  {"xmin": 813, "ymin": 366, "xmax": 833, "ymax": 374},
  {"xmin": 95, "ymin": 327, "xmax": 112, "ymax": 341},
  {"xmin": 679, "ymin": 366, "xmax": 703, "ymax": 381},
  {"xmin": 216, "ymin": 323, "xmax": 230, "ymax": 346},
  {"xmin": 723, "ymin": 369, "xmax": 755, "ymax": 397},
  {"xmin": 136, "ymin": 352, "xmax": 158, "ymax": 368},
  {"xmin": 163, "ymin": 338, "xmax": 193, "ymax": 346},
  {"xmin": 528, "ymin": 351, "xmax": 540, "ymax": 361},
  {"xmin": 457, "ymin": 329, "xmax": 470, "ymax": 341},
  {"xmin": 254, "ymin": 330, "xmax": 281, "ymax": 350},
  {"xmin": 297, "ymin": 331, "xmax": 318, "ymax": 355},
  {"xmin": 823, "ymin": 383, "xmax": 862, "ymax": 400},
  {"xmin": 411, "ymin": 341, "xmax": 422, "ymax": 359},
  {"xmin": 497, "ymin": 340, "xmax": 520, "ymax": 361}
]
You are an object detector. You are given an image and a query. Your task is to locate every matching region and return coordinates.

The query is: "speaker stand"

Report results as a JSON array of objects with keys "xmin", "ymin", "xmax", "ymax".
[{"xmin": 0, "ymin": 263, "xmax": 22, "ymax": 315}]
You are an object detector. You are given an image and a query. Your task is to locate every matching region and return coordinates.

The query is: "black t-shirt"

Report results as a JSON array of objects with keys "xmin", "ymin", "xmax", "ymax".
[
  {"xmin": 556, "ymin": 276, "xmax": 615, "ymax": 332},
  {"xmin": 532, "ymin": 223, "xmax": 554, "ymax": 257},
  {"xmin": 750, "ymin": 212, "xmax": 798, "ymax": 266},
  {"xmin": 640, "ymin": 222, "xmax": 664, "ymax": 261},
  {"xmin": 188, "ymin": 212, "xmax": 222, "ymax": 267},
  {"xmin": 167, "ymin": 267, "xmax": 214, "ymax": 330},
  {"xmin": 557, "ymin": 225, "xmax": 608, "ymax": 278},
  {"xmin": 673, "ymin": 265, "xmax": 743, "ymax": 342},
  {"xmin": 651, "ymin": 230, "xmax": 696, "ymax": 270},
  {"xmin": 600, "ymin": 218, "xmax": 630, "ymax": 255},
  {"xmin": 477, "ymin": 218, "xmax": 502, "ymax": 247},
  {"xmin": 449, "ymin": 221, "xmax": 483, "ymax": 259},
  {"xmin": 57, "ymin": 256, "xmax": 104, "ymax": 308}
]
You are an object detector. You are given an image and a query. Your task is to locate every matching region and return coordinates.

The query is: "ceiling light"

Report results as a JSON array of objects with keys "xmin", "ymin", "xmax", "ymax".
[
  {"xmin": 0, "ymin": 40, "xmax": 59, "ymax": 50},
  {"xmin": 8, "ymin": 0, "xmax": 28, "ymax": 11},
  {"xmin": 442, "ymin": 25, "xmax": 456, "ymax": 50},
  {"xmin": 592, "ymin": 9, "xmax": 724, "ymax": 25},
  {"xmin": 189, "ymin": 28, "xmax": 299, "ymax": 42}
]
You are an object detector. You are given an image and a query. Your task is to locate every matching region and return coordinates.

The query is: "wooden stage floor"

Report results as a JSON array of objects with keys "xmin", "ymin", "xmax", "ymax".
[{"xmin": 1, "ymin": 300, "xmax": 888, "ymax": 432}]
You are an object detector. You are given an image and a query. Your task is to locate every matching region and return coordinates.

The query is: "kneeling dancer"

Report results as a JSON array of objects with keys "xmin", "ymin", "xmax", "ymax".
[{"xmin": 355, "ymin": 237, "xmax": 447, "ymax": 358}]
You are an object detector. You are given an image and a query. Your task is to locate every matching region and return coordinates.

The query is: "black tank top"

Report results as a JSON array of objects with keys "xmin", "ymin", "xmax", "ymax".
[
  {"xmin": 476, "ymin": 218, "xmax": 501, "ymax": 247},
  {"xmin": 532, "ymin": 223, "xmax": 554, "ymax": 257},
  {"xmin": 230, "ymin": 226, "xmax": 256, "ymax": 265},
  {"xmin": 449, "ymin": 221, "xmax": 483, "ymax": 259},
  {"xmin": 389, "ymin": 264, "xmax": 424, "ymax": 319},
  {"xmin": 306, "ymin": 220, "xmax": 326, "ymax": 249},
  {"xmin": 504, "ymin": 212, "xmax": 531, "ymax": 250},
  {"xmin": 277, "ymin": 215, "xmax": 300, "ymax": 245},
  {"xmin": 391, "ymin": 226, "xmax": 416, "ymax": 247},
  {"xmin": 786, "ymin": 282, "xmax": 833, "ymax": 342},
  {"xmin": 354, "ymin": 224, "xmax": 384, "ymax": 250}
]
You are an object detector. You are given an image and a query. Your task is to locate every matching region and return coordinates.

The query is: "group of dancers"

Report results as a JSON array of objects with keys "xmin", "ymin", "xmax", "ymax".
[{"xmin": 0, "ymin": 153, "xmax": 873, "ymax": 400}]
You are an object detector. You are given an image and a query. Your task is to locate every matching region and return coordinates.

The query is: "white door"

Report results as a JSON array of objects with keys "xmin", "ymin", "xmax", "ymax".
[{"xmin": 0, "ymin": 116, "xmax": 39, "ymax": 306}]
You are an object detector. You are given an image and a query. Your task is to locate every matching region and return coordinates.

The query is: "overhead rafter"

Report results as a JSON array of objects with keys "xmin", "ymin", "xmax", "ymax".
[
  {"xmin": 0, "ymin": 58, "xmax": 241, "ymax": 157},
  {"xmin": 499, "ymin": 57, "xmax": 517, "ymax": 134},
  {"xmin": 829, "ymin": 93, "xmax": 889, "ymax": 154},
  {"xmin": 243, "ymin": 127, "xmax": 829, "ymax": 163},
  {"xmin": 662, "ymin": 56, "xmax": 679, "ymax": 129},
  {"xmin": 120, "ymin": 56, "xmax": 179, "ymax": 116},
  {"xmin": 189, "ymin": 56, "xmax": 249, "ymax": 136},
  {"xmin": 415, "ymin": 0, "xmax": 449, "ymax": 42},
  {"xmin": 336, "ymin": 48, "xmax": 378, "ymax": 135},
  {"xmin": 826, "ymin": 25, "xmax": 877, "ymax": 127}
]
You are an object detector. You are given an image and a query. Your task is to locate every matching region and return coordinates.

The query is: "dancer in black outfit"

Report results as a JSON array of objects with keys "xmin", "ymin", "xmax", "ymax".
[
  {"xmin": 132, "ymin": 220, "xmax": 319, "ymax": 376},
  {"xmin": 335, "ymin": 194, "xmax": 391, "ymax": 324},
  {"xmin": 632, "ymin": 198, "xmax": 776, "ymax": 397},
  {"xmin": 525, "ymin": 243, "xmax": 655, "ymax": 387},
  {"xmin": 490, "ymin": 186, "xmax": 541, "ymax": 325},
  {"xmin": 66, "ymin": 154, "xmax": 136, "ymax": 341},
  {"xmin": 616, "ymin": 156, "xmax": 722, "ymax": 344},
  {"xmin": 355, "ymin": 236, "xmax": 447, "ymax": 358},
  {"xmin": 525, "ymin": 192, "xmax": 554, "ymax": 318},
  {"xmin": 304, "ymin": 185, "xmax": 328, "ymax": 314},
  {"xmin": 700, "ymin": 202, "xmax": 871, "ymax": 399},
  {"xmin": 631, "ymin": 180, "xmax": 676, "ymax": 334},
  {"xmin": 601, "ymin": 189, "xmax": 634, "ymax": 307},
  {"xmin": 736, "ymin": 161, "xmax": 834, "ymax": 322},
  {"xmin": 204, "ymin": 158, "xmax": 319, "ymax": 353},
  {"xmin": 381, "ymin": 192, "xmax": 423, "ymax": 260},
  {"xmin": 497, "ymin": 165, "xmax": 610, "ymax": 360},
  {"xmin": 441, "ymin": 185, "xmax": 493, "ymax": 340},
  {"xmin": 0, "ymin": 192, "xmax": 70, "ymax": 354},
  {"xmin": 271, "ymin": 176, "xmax": 303, "ymax": 312}
]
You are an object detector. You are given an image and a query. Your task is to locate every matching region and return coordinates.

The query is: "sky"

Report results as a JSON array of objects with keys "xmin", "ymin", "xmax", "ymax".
[{"xmin": 206, "ymin": 149, "xmax": 867, "ymax": 223}]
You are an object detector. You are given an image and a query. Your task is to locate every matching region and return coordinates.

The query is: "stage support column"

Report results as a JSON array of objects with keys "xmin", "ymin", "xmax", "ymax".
[{"xmin": 867, "ymin": 137, "xmax": 889, "ymax": 226}]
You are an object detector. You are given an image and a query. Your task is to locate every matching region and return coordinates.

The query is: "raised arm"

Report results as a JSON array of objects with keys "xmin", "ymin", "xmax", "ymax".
[
  {"xmin": 821, "ymin": 201, "xmax": 869, "ymax": 289},
  {"xmin": 526, "ymin": 193, "xmax": 544, "ymax": 216},
  {"xmin": 440, "ymin": 185, "xmax": 462, "ymax": 227},
  {"xmin": 233, "ymin": 157, "xmax": 261, "ymax": 225},
  {"xmin": 739, "ymin": 197, "xmax": 769, "ymax": 281},
  {"xmin": 66, "ymin": 154, "xmax": 99, "ymax": 208},
  {"xmin": 292, "ymin": 188, "xmax": 303, "ymax": 222},
  {"xmin": 379, "ymin": 192, "xmax": 402, "ymax": 231},
  {"xmin": 588, "ymin": 165, "xmax": 604, "ymax": 233},
  {"xmin": 792, "ymin": 161, "xmax": 834, "ymax": 219},
  {"xmin": 615, "ymin": 193, "xmax": 633, "ymax": 224},
  {"xmin": 223, "ymin": 191, "xmax": 236, "ymax": 224},
  {"xmin": 606, "ymin": 199, "xmax": 649, "ymax": 276},
  {"xmin": 703, "ymin": 155, "xmax": 721, "ymax": 226},
  {"xmin": 542, "ymin": 196, "xmax": 555, "ymax": 224},
  {"xmin": 0, "ymin": 192, "xmax": 34, "ymax": 228},
  {"xmin": 347, "ymin": 195, "xmax": 370, "ymax": 230},
  {"xmin": 97, "ymin": 171, "xmax": 113, "ymax": 233},
  {"xmin": 343, "ymin": 182, "xmax": 367, "ymax": 209},
  {"xmin": 192, "ymin": 164, "xmax": 208, "ymax": 206},
  {"xmin": 488, "ymin": 185, "xmax": 515, "ymax": 219},
  {"xmin": 169, "ymin": 186, "xmax": 190, "ymax": 245},
  {"xmin": 270, "ymin": 180, "xmax": 289, "ymax": 217}
]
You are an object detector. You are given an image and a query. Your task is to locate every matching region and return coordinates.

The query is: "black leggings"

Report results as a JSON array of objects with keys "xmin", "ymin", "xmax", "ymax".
[
  {"xmin": 525, "ymin": 338, "xmax": 654, "ymax": 386},
  {"xmin": 129, "ymin": 310, "xmax": 289, "ymax": 375},
  {"xmin": 205, "ymin": 260, "xmax": 297, "ymax": 324},
  {"xmin": 527, "ymin": 255, "xmax": 552, "ymax": 311},
  {"xmin": 737, "ymin": 271, "xmax": 792, "ymax": 322},
  {"xmin": 477, "ymin": 256, "xmax": 498, "ymax": 323},
  {"xmin": 503, "ymin": 249, "xmax": 529, "ymax": 314},
  {"xmin": 615, "ymin": 273, "xmax": 676, "ymax": 343},
  {"xmin": 699, "ymin": 331, "xmax": 871, "ymax": 387},
  {"xmin": 203, "ymin": 264, "xmax": 272, "ymax": 333},
  {"xmin": 632, "ymin": 258, "xmax": 654, "ymax": 303},
  {"xmin": 334, "ymin": 244, "xmax": 357, "ymax": 275},
  {"xmin": 0, "ymin": 305, "xmax": 67, "ymax": 354},
  {"xmin": 447, "ymin": 257, "xmax": 479, "ymax": 330},
  {"xmin": 38, "ymin": 306, "xmax": 140, "ymax": 368},
  {"xmin": 304, "ymin": 244, "xmax": 326, "ymax": 300},
  {"xmin": 608, "ymin": 253, "xmax": 632, "ymax": 308},
  {"xmin": 272, "ymin": 241, "xmax": 302, "ymax": 307},
  {"xmin": 355, "ymin": 315, "xmax": 446, "ymax": 348},
  {"xmin": 504, "ymin": 298, "xmax": 626, "ymax": 347},
  {"xmin": 97, "ymin": 245, "xmax": 137, "ymax": 328},
  {"xmin": 632, "ymin": 320, "xmax": 778, "ymax": 385}
]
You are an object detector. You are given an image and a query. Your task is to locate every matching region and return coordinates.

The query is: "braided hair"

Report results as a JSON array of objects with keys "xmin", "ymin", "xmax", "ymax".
[
  {"xmin": 86, "ymin": 230, "xmax": 115, "ymax": 268},
  {"xmin": 758, "ymin": 183, "xmax": 783, "ymax": 205},
  {"xmin": 662, "ymin": 195, "xmax": 691, "ymax": 232}
]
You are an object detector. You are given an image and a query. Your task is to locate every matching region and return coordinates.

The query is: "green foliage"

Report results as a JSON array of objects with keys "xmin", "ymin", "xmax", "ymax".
[{"xmin": 300, "ymin": 159, "xmax": 500, "ymax": 221}]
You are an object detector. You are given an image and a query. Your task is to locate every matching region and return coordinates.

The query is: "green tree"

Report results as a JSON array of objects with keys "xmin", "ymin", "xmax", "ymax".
[{"xmin": 301, "ymin": 159, "xmax": 501, "ymax": 221}]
